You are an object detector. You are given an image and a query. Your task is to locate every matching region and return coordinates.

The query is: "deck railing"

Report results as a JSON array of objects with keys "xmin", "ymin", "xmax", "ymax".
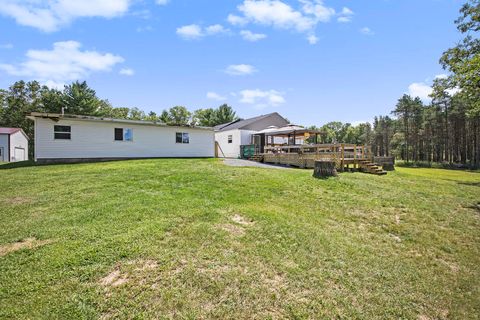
[
  {"xmin": 261, "ymin": 144, "xmax": 373, "ymax": 169},
  {"xmin": 263, "ymin": 144, "xmax": 371, "ymax": 158}
]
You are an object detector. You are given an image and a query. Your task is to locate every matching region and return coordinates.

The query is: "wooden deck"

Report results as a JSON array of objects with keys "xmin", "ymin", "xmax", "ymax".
[{"xmin": 261, "ymin": 144, "xmax": 387, "ymax": 175}]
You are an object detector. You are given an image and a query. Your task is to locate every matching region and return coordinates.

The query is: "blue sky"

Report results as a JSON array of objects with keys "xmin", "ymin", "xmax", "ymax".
[{"xmin": 0, "ymin": 0, "xmax": 464, "ymax": 126}]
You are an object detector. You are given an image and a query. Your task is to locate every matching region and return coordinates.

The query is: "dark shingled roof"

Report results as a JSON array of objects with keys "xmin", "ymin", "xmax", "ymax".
[{"xmin": 214, "ymin": 113, "xmax": 284, "ymax": 132}]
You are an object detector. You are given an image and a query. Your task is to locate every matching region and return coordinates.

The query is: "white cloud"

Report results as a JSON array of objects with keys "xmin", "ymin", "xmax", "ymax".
[
  {"xmin": 235, "ymin": 0, "xmax": 314, "ymax": 31},
  {"xmin": 337, "ymin": 16, "xmax": 350, "ymax": 23},
  {"xmin": 225, "ymin": 64, "xmax": 257, "ymax": 76},
  {"xmin": 0, "ymin": 41, "xmax": 124, "ymax": 85},
  {"xmin": 176, "ymin": 24, "xmax": 229, "ymax": 39},
  {"xmin": 205, "ymin": 24, "xmax": 229, "ymax": 35},
  {"xmin": 119, "ymin": 68, "xmax": 134, "ymax": 76},
  {"xmin": 0, "ymin": 43, "xmax": 14, "ymax": 49},
  {"xmin": 435, "ymin": 74, "xmax": 448, "ymax": 80},
  {"xmin": 307, "ymin": 34, "xmax": 318, "ymax": 44},
  {"xmin": 207, "ymin": 92, "xmax": 227, "ymax": 101},
  {"xmin": 227, "ymin": 14, "xmax": 248, "ymax": 26},
  {"xmin": 240, "ymin": 30, "xmax": 267, "ymax": 41},
  {"xmin": 447, "ymin": 88, "xmax": 461, "ymax": 96},
  {"xmin": 408, "ymin": 82, "xmax": 432, "ymax": 101},
  {"xmin": 0, "ymin": 0, "xmax": 132, "ymax": 32},
  {"xmin": 300, "ymin": 0, "xmax": 335, "ymax": 23},
  {"xmin": 176, "ymin": 24, "xmax": 203, "ymax": 39},
  {"xmin": 341, "ymin": 7, "xmax": 354, "ymax": 16},
  {"xmin": 239, "ymin": 89, "xmax": 285, "ymax": 108},
  {"xmin": 360, "ymin": 27, "xmax": 374, "ymax": 35},
  {"xmin": 408, "ymin": 74, "xmax": 459, "ymax": 101},
  {"xmin": 44, "ymin": 80, "xmax": 66, "ymax": 89},
  {"xmin": 337, "ymin": 7, "xmax": 353, "ymax": 22},
  {"xmin": 227, "ymin": 0, "xmax": 338, "ymax": 43},
  {"xmin": 156, "ymin": 0, "xmax": 169, "ymax": 5}
]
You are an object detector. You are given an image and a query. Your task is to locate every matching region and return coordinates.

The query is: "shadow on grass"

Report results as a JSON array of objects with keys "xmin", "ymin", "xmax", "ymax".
[
  {"xmin": 465, "ymin": 202, "xmax": 480, "ymax": 212},
  {"xmin": 0, "ymin": 161, "xmax": 49, "ymax": 170},
  {"xmin": 458, "ymin": 181, "xmax": 480, "ymax": 187},
  {"xmin": 396, "ymin": 161, "xmax": 480, "ymax": 172},
  {"xmin": 0, "ymin": 158, "xmax": 216, "ymax": 170}
]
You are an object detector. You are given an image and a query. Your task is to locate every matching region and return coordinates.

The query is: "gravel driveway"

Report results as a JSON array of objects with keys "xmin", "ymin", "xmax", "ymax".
[{"xmin": 222, "ymin": 158, "xmax": 291, "ymax": 170}]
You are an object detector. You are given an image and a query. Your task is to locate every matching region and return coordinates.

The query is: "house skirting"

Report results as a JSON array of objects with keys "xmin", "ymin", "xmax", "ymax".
[{"xmin": 36, "ymin": 157, "xmax": 213, "ymax": 164}]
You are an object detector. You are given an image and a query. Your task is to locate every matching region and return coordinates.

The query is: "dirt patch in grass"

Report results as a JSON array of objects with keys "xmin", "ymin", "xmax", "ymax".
[
  {"xmin": 3, "ymin": 196, "xmax": 33, "ymax": 205},
  {"xmin": 100, "ymin": 269, "xmax": 128, "ymax": 288},
  {"xmin": 437, "ymin": 258, "xmax": 459, "ymax": 273},
  {"xmin": 0, "ymin": 237, "xmax": 53, "ymax": 257},
  {"xmin": 135, "ymin": 259, "xmax": 158, "ymax": 271},
  {"xmin": 231, "ymin": 214, "xmax": 255, "ymax": 226},
  {"xmin": 219, "ymin": 223, "xmax": 245, "ymax": 236},
  {"xmin": 395, "ymin": 215, "xmax": 401, "ymax": 224},
  {"xmin": 389, "ymin": 233, "xmax": 402, "ymax": 242},
  {"xmin": 217, "ymin": 214, "xmax": 255, "ymax": 237},
  {"xmin": 100, "ymin": 259, "xmax": 159, "ymax": 289}
]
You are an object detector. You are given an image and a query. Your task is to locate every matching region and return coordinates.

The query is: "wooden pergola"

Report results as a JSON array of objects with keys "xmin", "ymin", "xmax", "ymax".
[{"xmin": 258, "ymin": 125, "xmax": 322, "ymax": 147}]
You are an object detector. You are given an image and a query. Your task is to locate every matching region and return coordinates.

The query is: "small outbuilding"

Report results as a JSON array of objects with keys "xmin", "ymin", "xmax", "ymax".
[{"xmin": 0, "ymin": 128, "xmax": 29, "ymax": 162}]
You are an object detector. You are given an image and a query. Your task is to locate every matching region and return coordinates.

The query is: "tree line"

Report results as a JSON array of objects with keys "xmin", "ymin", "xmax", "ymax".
[
  {"xmin": 0, "ymin": 1, "xmax": 478, "ymax": 168},
  {"xmin": 372, "ymin": 0, "xmax": 480, "ymax": 168},
  {"xmin": 310, "ymin": 1, "xmax": 480, "ymax": 168}
]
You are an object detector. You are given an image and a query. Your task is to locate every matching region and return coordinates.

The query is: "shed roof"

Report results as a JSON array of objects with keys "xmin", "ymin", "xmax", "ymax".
[
  {"xmin": 214, "ymin": 112, "xmax": 287, "ymax": 132},
  {"xmin": 0, "ymin": 127, "xmax": 29, "ymax": 140},
  {"xmin": 0, "ymin": 128, "xmax": 21, "ymax": 135}
]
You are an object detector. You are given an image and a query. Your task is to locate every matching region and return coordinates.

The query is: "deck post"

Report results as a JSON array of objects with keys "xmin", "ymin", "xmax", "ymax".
[
  {"xmin": 340, "ymin": 144, "xmax": 345, "ymax": 172},
  {"xmin": 354, "ymin": 145, "xmax": 357, "ymax": 169},
  {"xmin": 361, "ymin": 145, "xmax": 365, "ymax": 160}
]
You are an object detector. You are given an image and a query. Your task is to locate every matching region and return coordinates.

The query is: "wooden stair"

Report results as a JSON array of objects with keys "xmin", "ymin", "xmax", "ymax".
[
  {"xmin": 358, "ymin": 160, "xmax": 387, "ymax": 175},
  {"xmin": 249, "ymin": 155, "xmax": 264, "ymax": 162}
]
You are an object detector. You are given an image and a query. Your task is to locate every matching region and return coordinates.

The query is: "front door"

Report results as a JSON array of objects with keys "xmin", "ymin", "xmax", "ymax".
[{"xmin": 0, "ymin": 147, "xmax": 4, "ymax": 162}]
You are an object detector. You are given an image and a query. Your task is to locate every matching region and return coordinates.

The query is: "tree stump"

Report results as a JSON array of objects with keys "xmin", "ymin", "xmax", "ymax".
[
  {"xmin": 313, "ymin": 160, "xmax": 338, "ymax": 178},
  {"xmin": 373, "ymin": 156, "xmax": 395, "ymax": 171}
]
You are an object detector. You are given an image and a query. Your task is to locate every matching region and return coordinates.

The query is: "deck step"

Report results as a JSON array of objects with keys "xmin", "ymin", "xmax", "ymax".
[
  {"xmin": 358, "ymin": 161, "xmax": 387, "ymax": 176},
  {"xmin": 249, "ymin": 155, "xmax": 264, "ymax": 162}
]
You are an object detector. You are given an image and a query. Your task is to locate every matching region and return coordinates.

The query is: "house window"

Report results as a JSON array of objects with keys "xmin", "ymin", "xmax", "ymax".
[
  {"xmin": 228, "ymin": 135, "xmax": 233, "ymax": 144},
  {"xmin": 54, "ymin": 125, "xmax": 71, "ymax": 140},
  {"xmin": 176, "ymin": 132, "xmax": 189, "ymax": 144},
  {"xmin": 114, "ymin": 128, "xmax": 133, "ymax": 141}
]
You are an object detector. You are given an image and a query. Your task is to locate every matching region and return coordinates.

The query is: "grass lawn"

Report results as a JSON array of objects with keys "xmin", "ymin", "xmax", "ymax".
[{"xmin": 0, "ymin": 159, "xmax": 479, "ymax": 319}]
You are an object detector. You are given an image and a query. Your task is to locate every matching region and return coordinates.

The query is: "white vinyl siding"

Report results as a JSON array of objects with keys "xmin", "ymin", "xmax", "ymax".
[
  {"xmin": 0, "ymin": 131, "xmax": 29, "ymax": 162},
  {"xmin": 215, "ymin": 129, "xmax": 256, "ymax": 158},
  {"xmin": 0, "ymin": 134, "xmax": 8, "ymax": 162},
  {"xmin": 34, "ymin": 118, "xmax": 214, "ymax": 160}
]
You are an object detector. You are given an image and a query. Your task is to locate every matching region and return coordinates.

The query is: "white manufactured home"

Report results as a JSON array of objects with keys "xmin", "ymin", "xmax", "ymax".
[
  {"xmin": 214, "ymin": 113, "xmax": 289, "ymax": 158},
  {"xmin": 27, "ymin": 113, "xmax": 215, "ymax": 163},
  {"xmin": 0, "ymin": 128, "xmax": 29, "ymax": 162}
]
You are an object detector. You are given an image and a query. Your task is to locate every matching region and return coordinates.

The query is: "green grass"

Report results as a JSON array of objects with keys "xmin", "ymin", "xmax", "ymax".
[{"xmin": 0, "ymin": 159, "xmax": 479, "ymax": 319}]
